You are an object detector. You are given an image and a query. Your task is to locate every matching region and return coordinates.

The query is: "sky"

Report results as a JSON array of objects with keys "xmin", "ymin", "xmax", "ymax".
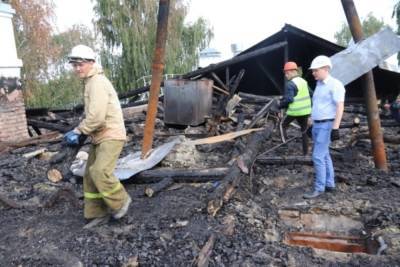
[{"xmin": 54, "ymin": 0, "xmax": 398, "ymax": 59}]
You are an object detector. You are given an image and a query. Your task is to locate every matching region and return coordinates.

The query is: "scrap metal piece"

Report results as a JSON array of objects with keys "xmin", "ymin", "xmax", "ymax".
[
  {"xmin": 331, "ymin": 27, "xmax": 400, "ymax": 86},
  {"xmin": 70, "ymin": 139, "xmax": 180, "ymax": 180},
  {"xmin": 163, "ymin": 79, "xmax": 213, "ymax": 126}
]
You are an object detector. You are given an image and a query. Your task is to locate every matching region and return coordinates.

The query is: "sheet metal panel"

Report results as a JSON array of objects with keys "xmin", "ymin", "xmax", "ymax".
[
  {"xmin": 331, "ymin": 28, "xmax": 400, "ymax": 86},
  {"xmin": 163, "ymin": 79, "xmax": 213, "ymax": 126}
]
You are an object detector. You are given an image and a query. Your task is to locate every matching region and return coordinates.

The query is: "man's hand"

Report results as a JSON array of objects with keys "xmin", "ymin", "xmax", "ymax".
[
  {"xmin": 64, "ymin": 129, "xmax": 81, "ymax": 146},
  {"xmin": 331, "ymin": 129, "xmax": 340, "ymax": 141}
]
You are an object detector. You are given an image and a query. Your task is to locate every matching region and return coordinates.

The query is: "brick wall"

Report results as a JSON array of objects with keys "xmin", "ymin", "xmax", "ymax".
[{"xmin": 0, "ymin": 89, "xmax": 29, "ymax": 142}]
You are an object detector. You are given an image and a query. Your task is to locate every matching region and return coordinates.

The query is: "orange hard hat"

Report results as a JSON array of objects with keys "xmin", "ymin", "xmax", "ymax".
[{"xmin": 283, "ymin": 61, "xmax": 298, "ymax": 71}]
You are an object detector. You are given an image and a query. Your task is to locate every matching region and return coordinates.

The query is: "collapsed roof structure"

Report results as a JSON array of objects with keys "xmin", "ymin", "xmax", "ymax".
[{"xmin": 184, "ymin": 24, "xmax": 400, "ymax": 100}]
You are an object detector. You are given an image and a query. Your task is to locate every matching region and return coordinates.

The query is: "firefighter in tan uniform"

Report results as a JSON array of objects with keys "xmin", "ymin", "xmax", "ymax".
[{"xmin": 64, "ymin": 45, "xmax": 131, "ymax": 226}]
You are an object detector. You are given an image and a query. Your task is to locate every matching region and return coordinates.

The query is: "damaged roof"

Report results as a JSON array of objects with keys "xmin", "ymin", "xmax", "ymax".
[{"xmin": 185, "ymin": 24, "xmax": 400, "ymax": 100}]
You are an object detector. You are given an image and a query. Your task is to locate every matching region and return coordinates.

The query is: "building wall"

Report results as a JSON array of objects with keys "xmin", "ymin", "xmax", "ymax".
[{"xmin": 0, "ymin": 89, "xmax": 29, "ymax": 142}]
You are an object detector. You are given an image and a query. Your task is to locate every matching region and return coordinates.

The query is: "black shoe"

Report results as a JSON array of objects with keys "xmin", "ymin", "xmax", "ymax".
[
  {"xmin": 303, "ymin": 190, "xmax": 324, "ymax": 199},
  {"xmin": 325, "ymin": 187, "xmax": 336, "ymax": 193}
]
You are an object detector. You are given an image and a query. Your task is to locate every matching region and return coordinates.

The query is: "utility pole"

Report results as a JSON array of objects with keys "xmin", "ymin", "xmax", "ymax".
[
  {"xmin": 141, "ymin": 0, "xmax": 170, "ymax": 158},
  {"xmin": 340, "ymin": 0, "xmax": 388, "ymax": 171}
]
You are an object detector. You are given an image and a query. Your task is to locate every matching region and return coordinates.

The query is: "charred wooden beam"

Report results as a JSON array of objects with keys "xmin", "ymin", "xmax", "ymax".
[
  {"xmin": 211, "ymin": 72, "xmax": 229, "ymax": 92},
  {"xmin": 207, "ymin": 127, "xmax": 272, "ymax": 216},
  {"xmin": 340, "ymin": 120, "xmax": 400, "ymax": 129},
  {"xmin": 144, "ymin": 177, "xmax": 174, "ymax": 197},
  {"xmin": 27, "ymin": 119, "xmax": 73, "ymax": 133},
  {"xmin": 132, "ymin": 167, "xmax": 229, "ymax": 184},
  {"xmin": 229, "ymin": 69, "xmax": 245, "ymax": 96},
  {"xmin": 246, "ymin": 99, "xmax": 276, "ymax": 129},
  {"xmin": 238, "ymin": 92, "xmax": 272, "ymax": 102},
  {"xmin": 0, "ymin": 131, "xmax": 61, "ymax": 154},
  {"xmin": 353, "ymin": 133, "xmax": 400, "ymax": 144},
  {"xmin": 256, "ymin": 155, "xmax": 313, "ymax": 165},
  {"xmin": 48, "ymin": 136, "xmax": 88, "ymax": 180}
]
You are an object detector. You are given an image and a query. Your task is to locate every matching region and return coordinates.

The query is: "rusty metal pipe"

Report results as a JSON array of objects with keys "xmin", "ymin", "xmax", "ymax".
[
  {"xmin": 340, "ymin": 0, "xmax": 388, "ymax": 170},
  {"xmin": 141, "ymin": 0, "xmax": 170, "ymax": 158}
]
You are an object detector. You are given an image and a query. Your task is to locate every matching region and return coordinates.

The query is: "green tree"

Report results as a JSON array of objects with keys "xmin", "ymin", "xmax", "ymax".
[
  {"xmin": 11, "ymin": 0, "xmax": 58, "ymax": 99},
  {"xmin": 334, "ymin": 13, "xmax": 388, "ymax": 47},
  {"xmin": 393, "ymin": 1, "xmax": 400, "ymax": 62},
  {"xmin": 51, "ymin": 24, "xmax": 97, "ymax": 75},
  {"xmin": 93, "ymin": 0, "xmax": 213, "ymax": 92},
  {"xmin": 26, "ymin": 24, "xmax": 98, "ymax": 108}
]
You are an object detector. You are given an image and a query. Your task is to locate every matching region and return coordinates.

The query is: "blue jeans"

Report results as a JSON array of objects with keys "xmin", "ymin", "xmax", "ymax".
[{"xmin": 312, "ymin": 121, "xmax": 335, "ymax": 192}]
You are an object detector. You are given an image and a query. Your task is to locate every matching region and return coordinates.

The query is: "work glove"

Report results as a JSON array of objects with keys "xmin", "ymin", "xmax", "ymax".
[
  {"xmin": 331, "ymin": 129, "xmax": 340, "ymax": 141},
  {"xmin": 64, "ymin": 130, "xmax": 81, "ymax": 146}
]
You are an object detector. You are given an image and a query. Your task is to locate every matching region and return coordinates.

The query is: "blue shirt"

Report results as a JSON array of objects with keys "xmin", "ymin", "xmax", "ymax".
[{"xmin": 311, "ymin": 75, "xmax": 345, "ymax": 121}]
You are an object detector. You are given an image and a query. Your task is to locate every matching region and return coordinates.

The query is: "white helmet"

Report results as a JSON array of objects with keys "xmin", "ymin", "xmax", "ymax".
[
  {"xmin": 309, "ymin": 55, "xmax": 332, "ymax": 70},
  {"xmin": 68, "ymin": 45, "xmax": 96, "ymax": 63}
]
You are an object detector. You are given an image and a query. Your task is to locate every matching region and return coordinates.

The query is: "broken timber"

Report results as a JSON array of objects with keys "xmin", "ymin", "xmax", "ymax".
[
  {"xmin": 144, "ymin": 177, "xmax": 174, "ymax": 197},
  {"xmin": 257, "ymin": 155, "xmax": 313, "ymax": 165},
  {"xmin": 27, "ymin": 119, "xmax": 73, "ymax": 133},
  {"xmin": 207, "ymin": 126, "xmax": 272, "ymax": 216},
  {"xmin": 195, "ymin": 234, "xmax": 217, "ymax": 267},
  {"xmin": 134, "ymin": 167, "xmax": 229, "ymax": 184}
]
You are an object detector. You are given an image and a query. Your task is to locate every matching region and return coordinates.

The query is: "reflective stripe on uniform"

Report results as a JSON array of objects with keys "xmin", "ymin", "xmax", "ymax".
[
  {"xmin": 84, "ymin": 182, "xmax": 122, "ymax": 199},
  {"xmin": 288, "ymin": 104, "xmax": 312, "ymax": 112}
]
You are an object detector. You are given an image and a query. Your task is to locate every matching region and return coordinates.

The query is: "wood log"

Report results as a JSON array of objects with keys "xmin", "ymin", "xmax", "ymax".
[
  {"xmin": 246, "ymin": 99, "xmax": 276, "ymax": 129},
  {"xmin": 47, "ymin": 169, "xmax": 63, "ymax": 183},
  {"xmin": 238, "ymin": 92, "xmax": 272, "ymax": 102},
  {"xmin": 48, "ymin": 136, "xmax": 88, "ymax": 179},
  {"xmin": 22, "ymin": 148, "xmax": 47, "ymax": 159},
  {"xmin": 340, "ymin": 120, "xmax": 400, "ymax": 129},
  {"xmin": 228, "ymin": 69, "xmax": 245, "ymax": 96},
  {"xmin": 144, "ymin": 177, "xmax": 174, "ymax": 197},
  {"xmin": 27, "ymin": 119, "xmax": 73, "ymax": 133},
  {"xmin": 132, "ymin": 167, "xmax": 229, "ymax": 184},
  {"xmin": 0, "ymin": 131, "xmax": 61, "ymax": 153},
  {"xmin": 122, "ymin": 104, "xmax": 148, "ymax": 118},
  {"xmin": 353, "ymin": 133, "xmax": 400, "ymax": 144},
  {"xmin": 207, "ymin": 126, "xmax": 272, "ymax": 216},
  {"xmin": 256, "ymin": 155, "xmax": 313, "ymax": 165},
  {"xmin": 195, "ymin": 234, "xmax": 216, "ymax": 267},
  {"xmin": 211, "ymin": 72, "xmax": 229, "ymax": 92},
  {"xmin": 212, "ymin": 85, "xmax": 229, "ymax": 96}
]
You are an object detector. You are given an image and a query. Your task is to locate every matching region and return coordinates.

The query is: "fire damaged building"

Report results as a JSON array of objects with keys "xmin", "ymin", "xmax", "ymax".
[{"xmin": 184, "ymin": 24, "xmax": 400, "ymax": 101}]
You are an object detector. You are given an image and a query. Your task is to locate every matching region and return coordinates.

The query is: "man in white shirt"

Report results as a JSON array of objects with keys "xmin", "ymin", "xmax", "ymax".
[{"xmin": 304, "ymin": 55, "xmax": 345, "ymax": 199}]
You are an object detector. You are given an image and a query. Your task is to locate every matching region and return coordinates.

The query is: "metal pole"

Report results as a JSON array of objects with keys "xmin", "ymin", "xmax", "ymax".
[
  {"xmin": 340, "ymin": 0, "xmax": 388, "ymax": 170},
  {"xmin": 141, "ymin": 0, "xmax": 170, "ymax": 158}
]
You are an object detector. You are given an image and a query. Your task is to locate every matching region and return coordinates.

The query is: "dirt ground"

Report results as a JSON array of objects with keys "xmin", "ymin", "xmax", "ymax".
[{"xmin": 1, "ymin": 110, "xmax": 400, "ymax": 266}]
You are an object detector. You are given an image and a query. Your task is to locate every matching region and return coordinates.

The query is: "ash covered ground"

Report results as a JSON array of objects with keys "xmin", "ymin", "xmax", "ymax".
[{"xmin": 0, "ymin": 108, "xmax": 400, "ymax": 267}]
